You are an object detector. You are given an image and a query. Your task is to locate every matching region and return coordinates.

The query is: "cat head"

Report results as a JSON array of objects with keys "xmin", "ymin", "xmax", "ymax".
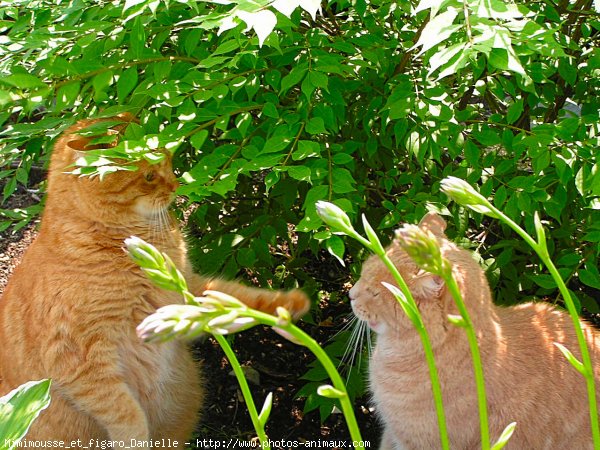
[
  {"xmin": 47, "ymin": 114, "xmax": 179, "ymax": 226},
  {"xmin": 349, "ymin": 213, "xmax": 491, "ymax": 337}
]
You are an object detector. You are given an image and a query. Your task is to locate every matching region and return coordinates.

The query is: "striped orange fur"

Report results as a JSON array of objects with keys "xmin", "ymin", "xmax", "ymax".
[{"xmin": 0, "ymin": 115, "xmax": 310, "ymax": 444}]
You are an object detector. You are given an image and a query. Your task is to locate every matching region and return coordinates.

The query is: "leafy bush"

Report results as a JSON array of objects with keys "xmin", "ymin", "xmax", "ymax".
[{"xmin": 1, "ymin": 0, "xmax": 599, "ymax": 416}]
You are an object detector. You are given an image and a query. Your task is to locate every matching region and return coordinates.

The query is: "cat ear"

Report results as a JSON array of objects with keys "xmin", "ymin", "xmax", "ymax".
[
  {"xmin": 116, "ymin": 112, "xmax": 136, "ymax": 122},
  {"xmin": 418, "ymin": 212, "xmax": 447, "ymax": 237},
  {"xmin": 413, "ymin": 271, "xmax": 445, "ymax": 300},
  {"xmin": 67, "ymin": 138, "xmax": 92, "ymax": 151}
]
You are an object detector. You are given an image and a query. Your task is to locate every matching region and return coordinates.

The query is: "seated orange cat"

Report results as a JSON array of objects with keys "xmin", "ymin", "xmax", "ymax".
[
  {"xmin": 350, "ymin": 213, "xmax": 600, "ymax": 449},
  {"xmin": 0, "ymin": 114, "xmax": 309, "ymax": 444}
]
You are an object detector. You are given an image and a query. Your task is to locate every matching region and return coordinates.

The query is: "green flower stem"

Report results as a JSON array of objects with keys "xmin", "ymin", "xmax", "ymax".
[
  {"xmin": 240, "ymin": 309, "xmax": 364, "ymax": 445},
  {"xmin": 315, "ymin": 202, "xmax": 449, "ymax": 449},
  {"xmin": 444, "ymin": 275, "xmax": 490, "ymax": 450},
  {"xmin": 442, "ymin": 177, "xmax": 600, "ymax": 447},
  {"xmin": 378, "ymin": 255, "xmax": 451, "ymax": 450},
  {"xmin": 126, "ymin": 238, "xmax": 361, "ymax": 443},
  {"xmin": 212, "ymin": 333, "xmax": 270, "ymax": 450},
  {"xmin": 486, "ymin": 205, "xmax": 600, "ymax": 447}
]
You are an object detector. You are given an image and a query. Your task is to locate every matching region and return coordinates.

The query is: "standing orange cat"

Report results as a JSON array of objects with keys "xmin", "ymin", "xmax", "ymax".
[
  {"xmin": 350, "ymin": 213, "xmax": 600, "ymax": 449},
  {"xmin": 0, "ymin": 114, "xmax": 309, "ymax": 443}
]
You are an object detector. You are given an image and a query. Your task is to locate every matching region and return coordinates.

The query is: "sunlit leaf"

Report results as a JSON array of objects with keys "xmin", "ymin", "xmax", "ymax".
[{"xmin": 0, "ymin": 379, "xmax": 52, "ymax": 445}]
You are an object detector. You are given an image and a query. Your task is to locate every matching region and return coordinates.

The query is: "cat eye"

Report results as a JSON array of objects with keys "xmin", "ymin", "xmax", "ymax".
[{"xmin": 145, "ymin": 171, "xmax": 156, "ymax": 182}]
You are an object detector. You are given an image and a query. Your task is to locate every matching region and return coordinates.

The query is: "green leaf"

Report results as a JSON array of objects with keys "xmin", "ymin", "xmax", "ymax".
[
  {"xmin": 554, "ymin": 342, "xmax": 587, "ymax": 376},
  {"xmin": 262, "ymin": 102, "xmax": 279, "ymax": 119},
  {"xmin": 15, "ymin": 168, "xmax": 28, "ymax": 185},
  {"xmin": 117, "ymin": 67, "xmax": 138, "ymax": 103},
  {"xmin": 0, "ymin": 74, "xmax": 46, "ymax": 89},
  {"xmin": 287, "ymin": 166, "xmax": 311, "ymax": 182},
  {"xmin": 381, "ymin": 282, "xmax": 420, "ymax": 327},
  {"xmin": 332, "ymin": 153, "xmax": 354, "ymax": 165},
  {"xmin": 3, "ymin": 177, "xmax": 17, "ymax": 202},
  {"xmin": 262, "ymin": 135, "xmax": 292, "ymax": 154},
  {"xmin": 428, "ymin": 43, "xmax": 463, "ymax": 75},
  {"xmin": 190, "ymin": 130, "xmax": 209, "ymax": 149},
  {"xmin": 130, "ymin": 16, "xmax": 146, "ymax": 58},
  {"xmin": 527, "ymin": 274, "xmax": 556, "ymax": 289},
  {"xmin": 494, "ymin": 185, "xmax": 507, "ymax": 208},
  {"xmin": 309, "ymin": 71, "xmax": 329, "ymax": 92},
  {"xmin": 325, "ymin": 235, "xmax": 346, "ymax": 267},
  {"xmin": 414, "ymin": 9, "xmax": 460, "ymax": 55},
  {"xmin": 583, "ymin": 232, "xmax": 600, "ymax": 243},
  {"xmin": 55, "ymin": 82, "xmax": 80, "ymax": 110},
  {"xmin": 301, "ymin": 76, "xmax": 315, "ymax": 99},
  {"xmin": 297, "ymin": 185, "xmax": 329, "ymax": 232},
  {"xmin": 491, "ymin": 422, "xmax": 517, "ymax": 450},
  {"xmin": 437, "ymin": 47, "xmax": 472, "ymax": 79},
  {"xmin": 331, "ymin": 168, "xmax": 356, "ymax": 194},
  {"xmin": 558, "ymin": 58, "xmax": 577, "ymax": 85},
  {"xmin": 236, "ymin": 247, "xmax": 257, "ymax": 267},
  {"xmin": 280, "ymin": 67, "xmax": 307, "ymax": 94},
  {"xmin": 92, "ymin": 70, "xmax": 113, "ymax": 95},
  {"xmin": 258, "ymin": 392, "xmax": 273, "ymax": 428},
  {"xmin": 212, "ymin": 39, "xmax": 240, "ymax": 56},
  {"xmin": 264, "ymin": 170, "xmax": 280, "ymax": 192},
  {"xmin": 184, "ymin": 29, "xmax": 202, "ymax": 56},
  {"xmin": 0, "ymin": 379, "xmax": 52, "ymax": 445},
  {"xmin": 306, "ymin": 117, "xmax": 326, "ymax": 135},
  {"xmin": 300, "ymin": 364, "xmax": 328, "ymax": 381},
  {"xmin": 317, "ymin": 384, "xmax": 346, "ymax": 399},
  {"xmin": 293, "ymin": 141, "xmax": 321, "ymax": 160},
  {"xmin": 579, "ymin": 267, "xmax": 600, "ymax": 290},
  {"xmin": 464, "ymin": 141, "xmax": 480, "ymax": 167},
  {"xmin": 575, "ymin": 166, "xmax": 585, "ymax": 196},
  {"xmin": 477, "ymin": 0, "xmax": 523, "ymax": 19},
  {"xmin": 506, "ymin": 99, "xmax": 524, "ymax": 124},
  {"xmin": 415, "ymin": 0, "xmax": 447, "ymax": 16},
  {"xmin": 557, "ymin": 253, "xmax": 582, "ymax": 266}
]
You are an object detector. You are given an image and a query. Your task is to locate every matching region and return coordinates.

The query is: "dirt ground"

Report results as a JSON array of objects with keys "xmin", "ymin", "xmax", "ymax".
[{"xmin": 0, "ymin": 186, "xmax": 381, "ymax": 449}]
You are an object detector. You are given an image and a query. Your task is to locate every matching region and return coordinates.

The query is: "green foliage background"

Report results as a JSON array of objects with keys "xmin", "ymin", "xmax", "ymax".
[{"xmin": 1, "ymin": 0, "xmax": 599, "ymax": 418}]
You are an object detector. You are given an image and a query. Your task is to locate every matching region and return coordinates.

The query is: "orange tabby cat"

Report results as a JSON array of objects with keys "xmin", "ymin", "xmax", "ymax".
[
  {"xmin": 350, "ymin": 212, "xmax": 600, "ymax": 449},
  {"xmin": 0, "ymin": 114, "xmax": 309, "ymax": 444}
]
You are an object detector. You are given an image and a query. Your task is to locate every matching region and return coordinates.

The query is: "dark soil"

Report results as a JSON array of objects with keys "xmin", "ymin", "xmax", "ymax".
[
  {"xmin": 0, "ymin": 186, "xmax": 39, "ymax": 295},
  {"xmin": 193, "ymin": 322, "xmax": 380, "ymax": 448},
  {"xmin": 0, "ymin": 187, "xmax": 381, "ymax": 449}
]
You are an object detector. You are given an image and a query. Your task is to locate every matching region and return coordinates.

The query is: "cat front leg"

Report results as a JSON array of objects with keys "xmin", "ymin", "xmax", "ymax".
[
  {"xmin": 49, "ymin": 345, "xmax": 151, "ymax": 446},
  {"xmin": 187, "ymin": 274, "xmax": 310, "ymax": 319}
]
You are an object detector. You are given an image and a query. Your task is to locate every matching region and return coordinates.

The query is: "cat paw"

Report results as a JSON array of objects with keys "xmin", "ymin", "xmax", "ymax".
[{"xmin": 279, "ymin": 289, "xmax": 311, "ymax": 320}]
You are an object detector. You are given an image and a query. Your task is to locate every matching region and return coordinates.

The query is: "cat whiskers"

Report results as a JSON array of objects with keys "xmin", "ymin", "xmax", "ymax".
[
  {"xmin": 150, "ymin": 200, "xmax": 171, "ymax": 245},
  {"xmin": 339, "ymin": 315, "xmax": 372, "ymax": 383},
  {"xmin": 330, "ymin": 312, "xmax": 358, "ymax": 341}
]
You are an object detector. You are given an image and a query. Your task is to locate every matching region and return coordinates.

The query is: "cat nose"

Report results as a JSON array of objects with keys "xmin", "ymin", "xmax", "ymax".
[{"xmin": 169, "ymin": 179, "xmax": 180, "ymax": 192}]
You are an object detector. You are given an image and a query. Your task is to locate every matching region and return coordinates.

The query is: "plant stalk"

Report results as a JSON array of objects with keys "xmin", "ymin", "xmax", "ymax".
[
  {"xmin": 243, "ymin": 310, "xmax": 364, "ymax": 445},
  {"xmin": 378, "ymin": 256, "xmax": 451, "ymax": 450},
  {"xmin": 444, "ymin": 276, "xmax": 490, "ymax": 449},
  {"xmin": 213, "ymin": 333, "xmax": 270, "ymax": 449}
]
